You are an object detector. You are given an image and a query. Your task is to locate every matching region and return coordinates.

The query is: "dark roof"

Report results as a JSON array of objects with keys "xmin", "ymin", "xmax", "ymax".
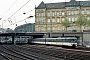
[
  {"xmin": 36, "ymin": 0, "xmax": 90, "ymax": 9},
  {"xmin": 14, "ymin": 23, "xmax": 35, "ymax": 30},
  {"xmin": 36, "ymin": 1, "xmax": 46, "ymax": 9}
]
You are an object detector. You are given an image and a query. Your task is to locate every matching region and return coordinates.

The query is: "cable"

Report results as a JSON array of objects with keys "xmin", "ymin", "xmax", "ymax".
[
  {"xmin": 5, "ymin": 0, "xmax": 55, "ymax": 28},
  {"xmin": 3, "ymin": 0, "xmax": 31, "ymax": 26},
  {"xmin": 5, "ymin": 16, "xmax": 33, "ymax": 27},
  {"xmin": 3, "ymin": 0, "xmax": 18, "ymax": 15},
  {"xmin": 23, "ymin": 8, "xmax": 35, "ymax": 14},
  {"xmin": 23, "ymin": 0, "xmax": 54, "ymax": 14},
  {"xmin": 8, "ymin": 0, "xmax": 31, "ymax": 19}
]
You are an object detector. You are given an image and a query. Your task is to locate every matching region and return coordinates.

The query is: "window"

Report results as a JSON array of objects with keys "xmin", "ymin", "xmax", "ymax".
[
  {"xmin": 68, "ymin": 18, "xmax": 71, "ymax": 23},
  {"xmin": 52, "ymin": 11, "xmax": 55, "ymax": 16},
  {"xmin": 41, "ymin": 13, "xmax": 44, "ymax": 16},
  {"xmin": 41, "ymin": 19, "xmax": 44, "ymax": 23},
  {"xmin": 87, "ymin": 17, "xmax": 90, "ymax": 20},
  {"xmin": 38, "ymin": 19, "xmax": 41, "ymax": 23},
  {"xmin": 38, "ymin": 18, "xmax": 44, "ymax": 24},
  {"xmin": 62, "ymin": 26, "xmax": 65, "ymax": 31},
  {"xmin": 75, "ymin": 17, "xmax": 77, "ymax": 21},
  {"xmin": 57, "ymin": 18, "xmax": 60, "ymax": 23},
  {"xmin": 62, "ymin": 11, "xmax": 65, "ymax": 16},
  {"xmin": 52, "ymin": 26, "xmax": 55, "ymax": 31},
  {"xmin": 47, "ymin": 18, "xmax": 50, "ymax": 23},
  {"xmin": 72, "ymin": 11, "xmax": 74, "ymax": 15},
  {"xmin": 38, "ymin": 26, "xmax": 41, "ymax": 31},
  {"xmin": 47, "ymin": 12, "xmax": 50, "ymax": 16},
  {"xmin": 48, "ymin": 26, "xmax": 50, "ymax": 31},
  {"xmin": 62, "ymin": 18, "xmax": 65, "ymax": 22},
  {"xmin": 68, "ymin": 26, "xmax": 72, "ymax": 30},
  {"xmin": 38, "ymin": 10, "xmax": 44, "ymax": 17},
  {"xmin": 67, "ymin": 11, "xmax": 71, "ymax": 15},
  {"xmin": 75, "ymin": 11, "xmax": 78, "ymax": 15},
  {"xmin": 72, "ymin": 18, "xmax": 75, "ymax": 22},
  {"xmin": 52, "ymin": 18, "xmax": 55, "ymax": 23},
  {"xmin": 57, "ymin": 25, "xmax": 60, "ymax": 30},
  {"xmin": 41, "ymin": 26, "xmax": 44, "ymax": 31},
  {"xmin": 38, "ymin": 13, "xmax": 41, "ymax": 17},
  {"xmin": 56, "ymin": 11, "xmax": 60, "ymax": 16},
  {"xmin": 86, "ymin": 10, "xmax": 90, "ymax": 14},
  {"xmin": 81, "ymin": 10, "xmax": 84, "ymax": 15}
]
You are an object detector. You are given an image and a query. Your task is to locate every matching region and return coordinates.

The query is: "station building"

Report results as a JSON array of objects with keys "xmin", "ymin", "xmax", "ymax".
[
  {"xmin": 14, "ymin": 23, "xmax": 35, "ymax": 33},
  {"xmin": 35, "ymin": 0, "xmax": 90, "ymax": 32}
]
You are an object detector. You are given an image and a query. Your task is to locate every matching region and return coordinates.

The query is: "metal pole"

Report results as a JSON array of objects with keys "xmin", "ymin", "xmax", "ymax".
[
  {"xmin": 32, "ymin": 24, "xmax": 33, "ymax": 32},
  {"xmin": 1, "ymin": 19, "xmax": 5, "ymax": 29},
  {"xmin": 50, "ymin": 20, "xmax": 52, "ymax": 38},
  {"xmin": 0, "ymin": 18, "xmax": 2, "ymax": 28},
  {"xmin": 44, "ymin": 34, "xmax": 46, "ymax": 44},
  {"xmin": 2, "ymin": 20, "xmax": 3, "ymax": 33}
]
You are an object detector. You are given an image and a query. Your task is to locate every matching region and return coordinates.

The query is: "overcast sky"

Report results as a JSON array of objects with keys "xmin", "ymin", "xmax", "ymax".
[{"xmin": 0, "ymin": 0, "xmax": 88, "ymax": 30}]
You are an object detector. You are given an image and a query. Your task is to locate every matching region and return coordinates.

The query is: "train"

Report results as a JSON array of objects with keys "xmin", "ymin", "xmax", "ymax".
[
  {"xmin": 0, "ymin": 37, "xmax": 12, "ymax": 44},
  {"xmin": 0, "ymin": 36, "xmax": 78, "ymax": 48},
  {"xmin": 29, "ymin": 37, "xmax": 78, "ymax": 48},
  {"xmin": 14, "ymin": 36, "xmax": 31, "ymax": 44},
  {"xmin": 0, "ymin": 36, "xmax": 32, "ymax": 44}
]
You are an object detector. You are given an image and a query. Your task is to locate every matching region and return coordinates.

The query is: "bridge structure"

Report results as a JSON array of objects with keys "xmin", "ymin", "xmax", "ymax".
[
  {"xmin": 0, "ymin": 32, "xmax": 84, "ymax": 45},
  {"xmin": 0, "ymin": 33, "xmax": 45, "ymax": 44}
]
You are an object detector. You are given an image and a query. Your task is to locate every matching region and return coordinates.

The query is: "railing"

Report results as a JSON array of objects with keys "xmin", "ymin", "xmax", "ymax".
[{"xmin": 38, "ymin": 30, "xmax": 84, "ymax": 33}]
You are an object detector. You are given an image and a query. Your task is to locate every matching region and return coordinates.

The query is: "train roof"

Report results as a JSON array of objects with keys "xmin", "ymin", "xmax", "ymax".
[{"xmin": 34, "ymin": 37, "xmax": 77, "ymax": 39}]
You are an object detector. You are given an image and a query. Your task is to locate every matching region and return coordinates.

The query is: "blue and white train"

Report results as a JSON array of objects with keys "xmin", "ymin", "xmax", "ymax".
[{"xmin": 30, "ymin": 37, "xmax": 77, "ymax": 47}]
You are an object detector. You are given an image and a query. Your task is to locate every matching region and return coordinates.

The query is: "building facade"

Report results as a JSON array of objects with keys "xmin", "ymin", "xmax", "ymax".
[{"xmin": 35, "ymin": 0, "xmax": 90, "ymax": 32}]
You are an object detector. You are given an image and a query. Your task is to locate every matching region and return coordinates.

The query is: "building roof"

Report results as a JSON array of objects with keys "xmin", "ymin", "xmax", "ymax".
[
  {"xmin": 36, "ymin": 0, "xmax": 90, "ymax": 9},
  {"xmin": 14, "ymin": 23, "xmax": 35, "ymax": 30}
]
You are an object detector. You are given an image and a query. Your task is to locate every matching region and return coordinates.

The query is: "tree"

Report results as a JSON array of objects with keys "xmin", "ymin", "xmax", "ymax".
[
  {"xmin": 86, "ymin": 19, "xmax": 90, "ymax": 29},
  {"xmin": 62, "ymin": 18, "xmax": 71, "ymax": 31},
  {"xmin": 75, "ymin": 14, "xmax": 87, "ymax": 31}
]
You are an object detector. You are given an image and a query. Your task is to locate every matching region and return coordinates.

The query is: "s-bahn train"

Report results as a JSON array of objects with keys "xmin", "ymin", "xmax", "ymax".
[
  {"xmin": 14, "ymin": 36, "xmax": 33, "ymax": 44},
  {"xmin": 30, "ymin": 37, "xmax": 77, "ymax": 47},
  {"xmin": 0, "ymin": 37, "xmax": 12, "ymax": 44},
  {"xmin": 14, "ymin": 36, "xmax": 30, "ymax": 44}
]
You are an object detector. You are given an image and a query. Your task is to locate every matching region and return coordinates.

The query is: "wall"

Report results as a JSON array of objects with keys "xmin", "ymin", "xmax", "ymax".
[{"xmin": 83, "ymin": 32, "xmax": 90, "ymax": 45}]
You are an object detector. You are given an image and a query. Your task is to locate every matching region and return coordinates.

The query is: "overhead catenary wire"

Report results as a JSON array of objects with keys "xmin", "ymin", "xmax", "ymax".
[
  {"xmin": 5, "ymin": 0, "xmax": 56, "ymax": 28},
  {"xmin": 5, "ymin": 16, "xmax": 34, "ymax": 27},
  {"xmin": 3, "ymin": 0, "xmax": 31, "ymax": 25},
  {"xmin": 23, "ymin": 0, "xmax": 54, "ymax": 14},
  {"xmin": 8, "ymin": 0, "xmax": 31, "ymax": 19},
  {"xmin": 1, "ymin": 0, "xmax": 18, "ymax": 27},
  {"xmin": 3, "ymin": 0, "xmax": 18, "ymax": 15},
  {"xmin": 23, "ymin": 8, "xmax": 35, "ymax": 14}
]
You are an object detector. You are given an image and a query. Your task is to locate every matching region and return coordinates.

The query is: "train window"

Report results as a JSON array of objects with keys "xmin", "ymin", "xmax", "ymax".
[
  {"xmin": 48, "ymin": 39, "xmax": 51, "ymax": 42},
  {"xmin": 57, "ymin": 39, "xmax": 59, "ymax": 42},
  {"xmin": 71, "ymin": 39, "xmax": 77, "ymax": 43},
  {"xmin": 66, "ymin": 39, "xmax": 70, "ymax": 42},
  {"xmin": 62, "ymin": 39, "xmax": 65, "ymax": 42},
  {"xmin": 56, "ymin": 39, "xmax": 62, "ymax": 42},
  {"xmin": 60, "ymin": 39, "xmax": 63, "ymax": 42},
  {"xmin": 53, "ymin": 39, "xmax": 56, "ymax": 42},
  {"xmin": 47, "ymin": 39, "xmax": 52, "ymax": 42},
  {"xmin": 66, "ymin": 39, "xmax": 77, "ymax": 43}
]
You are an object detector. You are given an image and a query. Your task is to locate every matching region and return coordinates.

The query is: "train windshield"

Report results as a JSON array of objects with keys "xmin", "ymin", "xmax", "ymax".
[{"xmin": 66, "ymin": 39, "xmax": 77, "ymax": 43}]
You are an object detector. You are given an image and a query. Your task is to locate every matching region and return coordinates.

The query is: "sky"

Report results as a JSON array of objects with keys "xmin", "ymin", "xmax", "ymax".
[{"xmin": 0, "ymin": 0, "xmax": 88, "ymax": 30}]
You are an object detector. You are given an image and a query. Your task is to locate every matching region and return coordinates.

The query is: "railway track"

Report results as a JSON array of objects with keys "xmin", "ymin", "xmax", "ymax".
[
  {"xmin": 1, "ymin": 44, "xmax": 90, "ymax": 60},
  {"xmin": 2, "ymin": 45, "xmax": 60, "ymax": 60},
  {"xmin": 12, "ymin": 44, "xmax": 90, "ymax": 60},
  {"xmin": 0, "ymin": 45, "xmax": 34, "ymax": 60}
]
